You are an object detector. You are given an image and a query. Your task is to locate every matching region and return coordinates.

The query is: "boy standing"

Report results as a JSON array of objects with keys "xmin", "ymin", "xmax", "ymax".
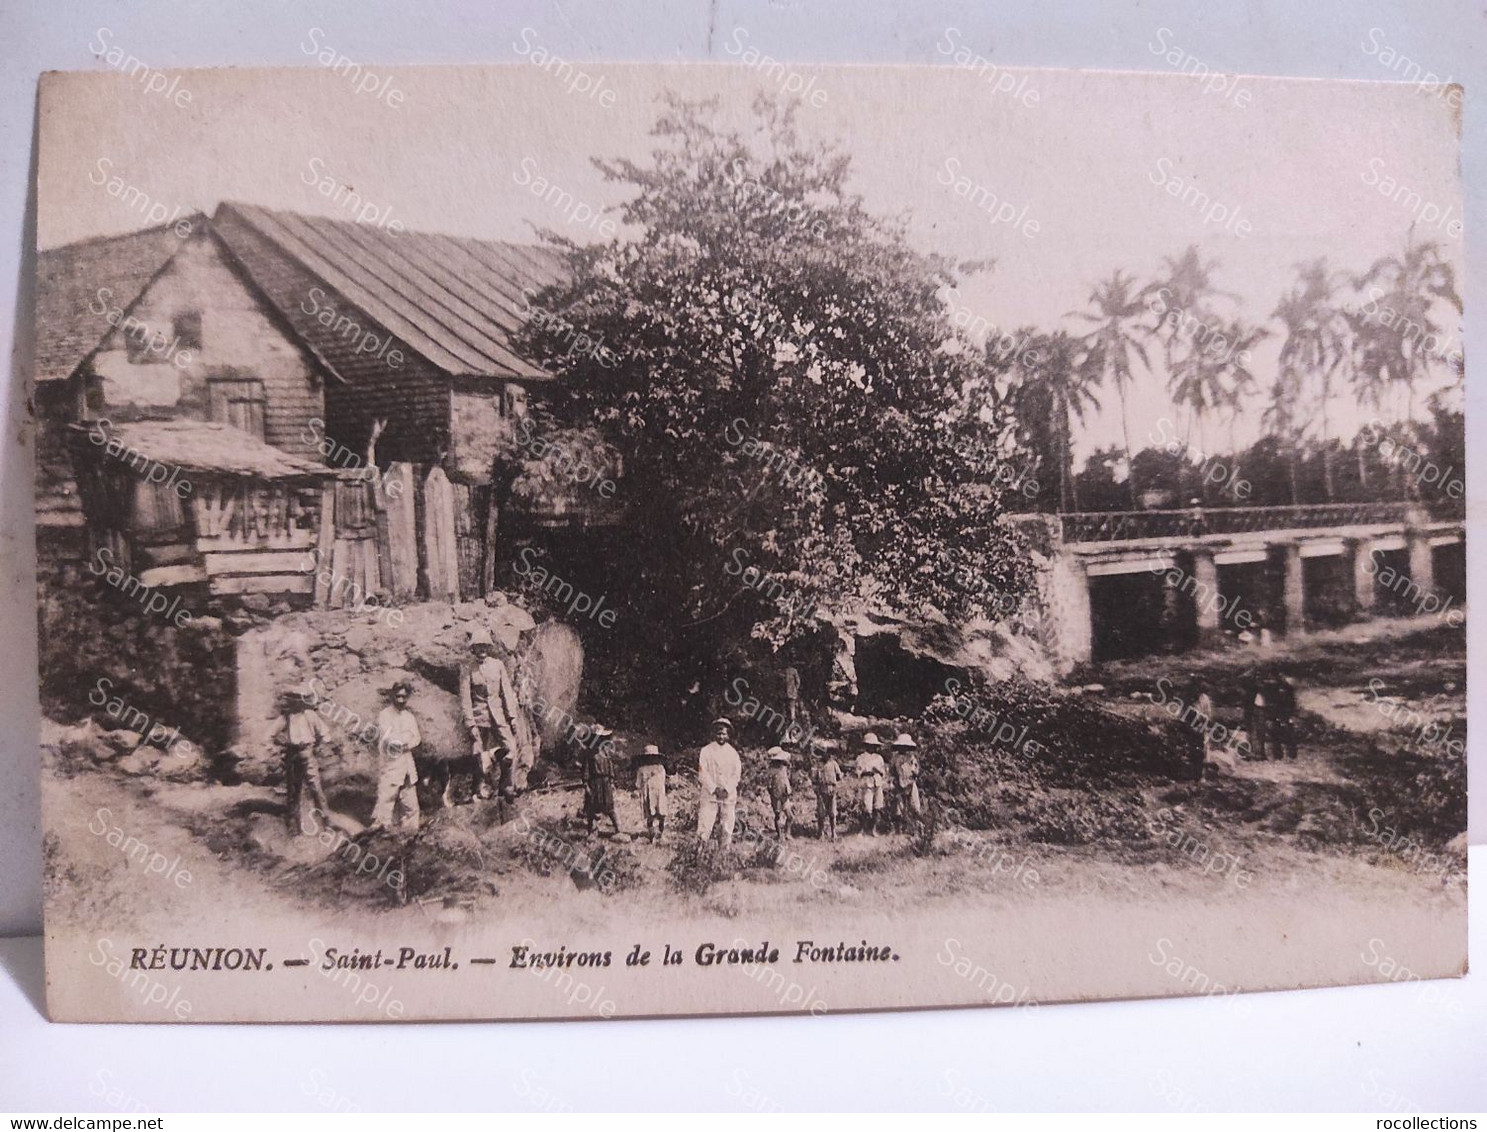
[
  {"xmin": 854, "ymin": 732, "xmax": 887, "ymax": 836},
  {"xmin": 887, "ymin": 732, "xmax": 922, "ymax": 831},
  {"xmin": 766, "ymin": 746, "xmax": 793, "ymax": 840},
  {"xmin": 811, "ymin": 740, "xmax": 843, "ymax": 841},
  {"xmin": 635, "ymin": 742, "xmax": 669, "ymax": 843},
  {"xmin": 372, "ymin": 681, "xmax": 422, "ymax": 832}
]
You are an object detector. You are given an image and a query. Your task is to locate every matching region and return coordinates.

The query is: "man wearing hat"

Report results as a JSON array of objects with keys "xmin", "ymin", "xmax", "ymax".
[
  {"xmin": 582, "ymin": 725, "xmax": 623, "ymax": 836},
  {"xmin": 697, "ymin": 718, "xmax": 742, "ymax": 852},
  {"xmin": 635, "ymin": 742, "xmax": 669, "ymax": 843},
  {"xmin": 460, "ymin": 626, "xmax": 522, "ymax": 799},
  {"xmin": 371, "ymin": 681, "xmax": 422, "ymax": 831},
  {"xmin": 271, "ymin": 682, "xmax": 333, "ymax": 836},
  {"xmin": 766, "ymin": 746, "xmax": 794, "ymax": 840},
  {"xmin": 810, "ymin": 739, "xmax": 844, "ymax": 841},
  {"xmin": 854, "ymin": 732, "xmax": 888, "ymax": 836},
  {"xmin": 887, "ymin": 732, "xmax": 922, "ymax": 832}
]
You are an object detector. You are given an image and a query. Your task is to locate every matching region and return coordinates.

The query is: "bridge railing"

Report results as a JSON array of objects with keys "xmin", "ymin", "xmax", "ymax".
[{"xmin": 1057, "ymin": 502, "xmax": 1453, "ymax": 544}]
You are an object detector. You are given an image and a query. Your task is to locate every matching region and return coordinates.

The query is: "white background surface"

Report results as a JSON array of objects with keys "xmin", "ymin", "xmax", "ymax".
[{"xmin": 0, "ymin": 0, "xmax": 1481, "ymax": 1112}]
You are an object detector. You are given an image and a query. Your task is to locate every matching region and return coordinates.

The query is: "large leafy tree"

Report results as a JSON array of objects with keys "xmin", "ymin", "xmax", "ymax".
[{"xmin": 516, "ymin": 95, "xmax": 1034, "ymax": 657}]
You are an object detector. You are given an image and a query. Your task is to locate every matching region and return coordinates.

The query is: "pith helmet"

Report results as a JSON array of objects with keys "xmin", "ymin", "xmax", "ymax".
[
  {"xmin": 860, "ymin": 732, "xmax": 882, "ymax": 748},
  {"xmin": 891, "ymin": 732, "xmax": 918, "ymax": 749},
  {"xmin": 767, "ymin": 746, "xmax": 790, "ymax": 763},
  {"xmin": 468, "ymin": 626, "xmax": 494, "ymax": 648}
]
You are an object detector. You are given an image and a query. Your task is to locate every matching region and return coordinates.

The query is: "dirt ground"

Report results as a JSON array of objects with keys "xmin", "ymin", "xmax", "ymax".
[{"xmin": 43, "ymin": 615, "xmax": 1466, "ymax": 941}]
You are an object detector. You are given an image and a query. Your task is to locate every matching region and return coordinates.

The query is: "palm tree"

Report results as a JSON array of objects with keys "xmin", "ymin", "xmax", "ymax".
[
  {"xmin": 1351, "ymin": 234, "xmax": 1463, "ymax": 425},
  {"xmin": 1261, "ymin": 373, "xmax": 1304, "ymax": 504},
  {"xmin": 1211, "ymin": 317, "xmax": 1266, "ymax": 501},
  {"xmin": 1025, "ymin": 331, "xmax": 1099, "ymax": 510},
  {"xmin": 1274, "ymin": 259, "xmax": 1350, "ymax": 499},
  {"xmin": 1069, "ymin": 270, "xmax": 1152, "ymax": 507}
]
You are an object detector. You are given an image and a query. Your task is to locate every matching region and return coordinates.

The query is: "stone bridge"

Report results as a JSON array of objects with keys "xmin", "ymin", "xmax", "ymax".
[{"xmin": 1012, "ymin": 503, "xmax": 1466, "ymax": 665}]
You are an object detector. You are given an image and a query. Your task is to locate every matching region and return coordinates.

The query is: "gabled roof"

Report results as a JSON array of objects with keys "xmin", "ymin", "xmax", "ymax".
[
  {"xmin": 35, "ymin": 220, "xmax": 203, "ymax": 383},
  {"xmin": 212, "ymin": 202, "xmax": 566, "ymax": 381}
]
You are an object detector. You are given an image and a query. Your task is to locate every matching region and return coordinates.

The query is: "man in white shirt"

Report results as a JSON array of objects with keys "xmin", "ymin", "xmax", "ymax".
[
  {"xmin": 697, "ymin": 717, "xmax": 742, "ymax": 852},
  {"xmin": 372, "ymin": 681, "xmax": 422, "ymax": 831}
]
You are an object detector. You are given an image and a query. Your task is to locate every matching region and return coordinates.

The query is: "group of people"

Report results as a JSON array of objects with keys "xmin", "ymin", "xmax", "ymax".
[
  {"xmin": 577, "ymin": 718, "xmax": 926, "ymax": 850},
  {"xmin": 271, "ymin": 622, "xmax": 929, "ymax": 846},
  {"xmin": 272, "ymin": 623, "xmax": 542, "ymax": 836}
]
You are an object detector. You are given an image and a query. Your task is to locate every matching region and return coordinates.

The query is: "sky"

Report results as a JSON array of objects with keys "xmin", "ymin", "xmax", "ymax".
[{"xmin": 37, "ymin": 51, "xmax": 1465, "ymax": 461}]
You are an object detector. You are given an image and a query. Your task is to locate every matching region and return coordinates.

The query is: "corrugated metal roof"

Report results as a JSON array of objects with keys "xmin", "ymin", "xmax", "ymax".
[
  {"xmin": 214, "ymin": 202, "xmax": 566, "ymax": 380},
  {"xmin": 35, "ymin": 221, "xmax": 202, "ymax": 383}
]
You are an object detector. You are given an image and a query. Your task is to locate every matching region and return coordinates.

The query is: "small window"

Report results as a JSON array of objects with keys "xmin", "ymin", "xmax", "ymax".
[
  {"xmin": 172, "ymin": 310, "xmax": 203, "ymax": 351},
  {"xmin": 503, "ymin": 384, "xmax": 529, "ymax": 418}
]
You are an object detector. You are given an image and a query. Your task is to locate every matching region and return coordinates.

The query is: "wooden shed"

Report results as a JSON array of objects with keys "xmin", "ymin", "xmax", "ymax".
[{"xmin": 66, "ymin": 418, "xmax": 380, "ymax": 604}]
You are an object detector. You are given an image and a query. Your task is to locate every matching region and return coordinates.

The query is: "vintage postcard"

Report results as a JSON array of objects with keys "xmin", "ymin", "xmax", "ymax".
[{"xmin": 32, "ymin": 52, "xmax": 1465, "ymax": 1021}]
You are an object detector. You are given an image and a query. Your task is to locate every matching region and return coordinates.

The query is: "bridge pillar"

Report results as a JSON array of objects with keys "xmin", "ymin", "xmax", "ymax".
[
  {"xmin": 1281, "ymin": 544, "xmax": 1305, "ymax": 634},
  {"xmin": 1350, "ymin": 539, "xmax": 1377, "ymax": 611},
  {"xmin": 1408, "ymin": 532, "xmax": 1436, "ymax": 601},
  {"xmin": 1191, "ymin": 549, "xmax": 1222, "ymax": 642}
]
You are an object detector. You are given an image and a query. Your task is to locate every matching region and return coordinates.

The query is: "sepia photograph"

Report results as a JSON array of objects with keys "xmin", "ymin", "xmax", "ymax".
[{"xmin": 1, "ymin": 0, "xmax": 1480, "ymax": 1118}]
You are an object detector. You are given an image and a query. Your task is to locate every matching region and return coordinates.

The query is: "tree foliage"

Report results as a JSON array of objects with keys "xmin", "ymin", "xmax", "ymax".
[{"xmin": 516, "ymin": 95, "xmax": 1035, "ymax": 651}]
